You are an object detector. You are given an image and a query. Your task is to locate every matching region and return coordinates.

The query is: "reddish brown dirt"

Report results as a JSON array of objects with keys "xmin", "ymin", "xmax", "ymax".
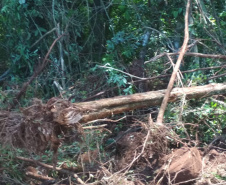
[
  {"xmin": 112, "ymin": 131, "xmax": 226, "ymax": 185},
  {"xmin": 155, "ymin": 147, "xmax": 202, "ymax": 185},
  {"xmin": 113, "ymin": 130, "xmax": 167, "ymax": 183}
]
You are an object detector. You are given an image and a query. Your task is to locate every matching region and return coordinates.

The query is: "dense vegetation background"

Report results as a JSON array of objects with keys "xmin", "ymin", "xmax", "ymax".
[
  {"xmin": 0, "ymin": 0, "xmax": 226, "ymax": 184},
  {"xmin": 0, "ymin": 0, "xmax": 225, "ymax": 103}
]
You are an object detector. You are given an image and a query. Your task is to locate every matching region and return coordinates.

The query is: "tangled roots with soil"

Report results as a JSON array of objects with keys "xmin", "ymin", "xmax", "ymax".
[{"xmin": 0, "ymin": 98, "xmax": 83, "ymax": 154}]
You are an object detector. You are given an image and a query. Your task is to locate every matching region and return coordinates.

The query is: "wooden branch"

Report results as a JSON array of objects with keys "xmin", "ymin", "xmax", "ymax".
[
  {"xmin": 99, "ymin": 65, "xmax": 147, "ymax": 80},
  {"xmin": 136, "ymin": 64, "xmax": 226, "ymax": 84},
  {"xmin": 208, "ymin": 72, "xmax": 226, "ymax": 80},
  {"xmin": 145, "ymin": 52, "xmax": 226, "ymax": 64},
  {"xmin": 10, "ymin": 34, "xmax": 65, "ymax": 109},
  {"xmin": 16, "ymin": 156, "xmax": 85, "ymax": 184},
  {"xmin": 25, "ymin": 172, "xmax": 54, "ymax": 182},
  {"xmin": 0, "ymin": 68, "xmax": 11, "ymax": 82},
  {"xmin": 30, "ymin": 27, "xmax": 57, "ymax": 49},
  {"xmin": 79, "ymin": 64, "xmax": 226, "ymax": 102},
  {"xmin": 51, "ymin": 83, "xmax": 226, "ymax": 125},
  {"xmin": 156, "ymin": 0, "xmax": 191, "ymax": 125},
  {"xmin": 184, "ymin": 52, "xmax": 226, "ymax": 59},
  {"xmin": 83, "ymin": 124, "xmax": 107, "ymax": 129}
]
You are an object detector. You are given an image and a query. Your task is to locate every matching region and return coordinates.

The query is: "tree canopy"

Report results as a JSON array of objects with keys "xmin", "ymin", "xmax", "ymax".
[{"xmin": 0, "ymin": 0, "xmax": 225, "ymax": 103}]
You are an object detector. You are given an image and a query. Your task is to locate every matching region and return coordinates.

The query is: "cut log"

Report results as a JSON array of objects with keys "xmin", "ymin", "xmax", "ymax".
[{"xmin": 50, "ymin": 83, "xmax": 226, "ymax": 125}]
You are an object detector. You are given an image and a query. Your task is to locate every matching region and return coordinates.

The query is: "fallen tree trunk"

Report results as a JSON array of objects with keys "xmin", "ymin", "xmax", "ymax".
[
  {"xmin": 1, "ymin": 83, "xmax": 225, "ymax": 154},
  {"xmin": 51, "ymin": 83, "xmax": 226, "ymax": 125}
]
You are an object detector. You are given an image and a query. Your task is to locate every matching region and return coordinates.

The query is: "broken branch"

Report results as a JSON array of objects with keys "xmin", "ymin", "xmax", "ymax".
[{"xmin": 156, "ymin": 0, "xmax": 191, "ymax": 124}]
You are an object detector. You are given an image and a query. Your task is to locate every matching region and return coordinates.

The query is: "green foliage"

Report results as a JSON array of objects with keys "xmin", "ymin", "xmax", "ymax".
[
  {"xmin": 97, "ymin": 63, "xmax": 134, "ymax": 95},
  {"xmin": 0, "ymin": 145, "xmax": 26, "ymax": 184},
  {"xmin": 0, "ymin": 0, "xmax": 224, "ymax": 102},
  {"xmin": 105, "ymin": 30, "xmax": 141, "ymax": 63},
  {"xmin": 215, "ymin": 173, "xmax": 226, "ymax": 181},
  {"xmin": 166, "ymin": 97, "xmax": 226, "ymax": 144}
]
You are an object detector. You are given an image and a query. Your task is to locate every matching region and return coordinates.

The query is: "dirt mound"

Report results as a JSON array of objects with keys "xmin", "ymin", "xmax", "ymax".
[
  {"xmin": 111, "ymin": 127, "xmax": 169, "ymax": 183},
  {"xmin": 155, "ymin": 147, "xmax": 202, "ymax": 185},
  {"xmin": 115, "ymin": 132, "xmax": 148, "ymax": 169},
  {"xmin": 112, "ymin": 130, "xmax": 226, "ymax": 185}
]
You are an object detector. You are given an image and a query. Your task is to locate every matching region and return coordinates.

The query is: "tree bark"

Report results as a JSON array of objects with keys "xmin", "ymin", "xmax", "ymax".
[{"xmin": 50, "ymin": 83, "xmax": 226, "ymax": 125}]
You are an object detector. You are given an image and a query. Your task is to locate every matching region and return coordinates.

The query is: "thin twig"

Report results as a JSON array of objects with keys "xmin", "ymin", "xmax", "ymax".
[
  {"xmin": 208, "ymin": 72, "xmax": 226, "ymax": 80},
  {"xmin": 115, "ymin": 129, "xmax": 151, "ymax": 175},
  {"xmin": 31, "ymin": 27, "xmax": 57, "ymax": 49},
  {"xmin": 83, "ymin": 124, "xmax": 107, "ymax": 129},
  {"xmin": 10, "ymin": 34, "xmax": 65, "ymax": 109},
  {"xmin": 145, "ymin": 52, "xmax": 226, "ymax": 64},
  {"xmin": 83, "ymin": 116, "xmax": 127, "ymax": 125},
  {"xmin": 99, "ymin": 65, "xmax": 147, "ymax": 80}
]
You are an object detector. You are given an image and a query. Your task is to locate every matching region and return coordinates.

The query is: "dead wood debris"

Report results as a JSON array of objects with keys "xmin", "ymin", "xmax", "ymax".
[
  {"xmin": 17, "ymin": 156, "xmax": 85, "ymax": 184},
  {"xmin": 1, "ymin": 98, "xmax": 226, "ymax": 185},
  {"xmin": 0, "ymin": 98, "xmax": 86, "ymax": 184}
]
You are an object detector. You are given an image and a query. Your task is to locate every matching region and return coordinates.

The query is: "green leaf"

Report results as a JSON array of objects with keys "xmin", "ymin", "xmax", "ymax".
[
  {"xmin": 39, "ymin": 27, "xmax": 47, "ymax": 33},
  {"xmin": 1, "ymin": 5, "xmax": 9, "ymax": 13},
  {"xmin": 34, "ymin": 30, "xmax": 39, "ymax": 36},
  {"xmin": 107, "ymin": 40, "xmax": 115, "ymax": 51},
  {"xmin": 19, "ymin": 0, "xmax": 26, "ymax": 4},
  {"xmin": 172, "ymin": 11, "xmax": 178, "ymax": 18}
]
